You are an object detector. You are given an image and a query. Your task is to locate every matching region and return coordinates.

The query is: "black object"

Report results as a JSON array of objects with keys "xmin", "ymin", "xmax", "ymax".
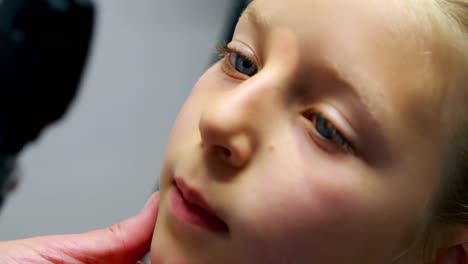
[
  {"xmin": 223, "ymin": 0, "xmax": 251, "ymax": 45},
  {"xmin": 0, "ymin": 0, "xmax": 95, "ymax": 156},
  {"xmin": 0, "ymin": 0, "xmax": 95, "ymax": 205},
  {"xmin": 212, "ymin": 0, "xmax": 250, "ymax": 63}
]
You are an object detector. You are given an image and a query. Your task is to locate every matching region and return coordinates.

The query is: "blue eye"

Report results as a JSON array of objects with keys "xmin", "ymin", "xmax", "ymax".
[
  {"xmin": 304, "ymin": 112, "xmax": 352, "ymax": 153},
  {"xmin": 230, "ymin": 52, "xmax": 258, "ymax": 77}
]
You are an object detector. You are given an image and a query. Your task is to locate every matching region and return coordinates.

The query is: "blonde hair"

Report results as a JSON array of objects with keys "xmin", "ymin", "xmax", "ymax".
[{"xmin": 407, "ymin": 0, "xmax": 468, "ymax": 261}]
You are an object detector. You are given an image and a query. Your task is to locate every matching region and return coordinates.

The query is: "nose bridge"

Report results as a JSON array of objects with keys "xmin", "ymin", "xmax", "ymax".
[
  {"xmin": 198, "ymin": 28, "xmax": 300, "ymax": 168},
  {"xmin": 222, "ymin": 75, "xmax": 278, "ymax": 124},
  {"xmin": 199, "ymin": 75, "xmax": 275, "ymax": 147},
  {"xmin": 205, "ymin": 28, "xmax": 301, "ymax": 129},
  {"xmin": 198, "ymin": 76, "xmax": 278, "ymax": 168}
]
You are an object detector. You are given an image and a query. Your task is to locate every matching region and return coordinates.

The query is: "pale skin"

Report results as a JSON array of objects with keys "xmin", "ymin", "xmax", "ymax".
[
  {"xmin": 151, "ymin": 0, "xmax": 465, "ymax": 263},
  {"xmin": 0, "ymin": 192, "xmax": 160, "ymax": 264}
]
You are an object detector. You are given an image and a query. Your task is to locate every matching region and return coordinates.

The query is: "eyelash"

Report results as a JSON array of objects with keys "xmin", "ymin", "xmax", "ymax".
[
  {"xmin": 215, "ymin": 43, "xmax": 258, "ymax": 79},
  {"xmin": 303, "ymin": 111, "xmax": 354, "ymax": 155},
  {"xmin": 215, "ymin": 42, "xmax": 232, "ymax": 58}
]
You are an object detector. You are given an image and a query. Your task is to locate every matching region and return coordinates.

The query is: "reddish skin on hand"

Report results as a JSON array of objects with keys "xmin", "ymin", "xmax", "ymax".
[{"xmin": 0, "ymin": 192, "xmax": 160, "ymax": 264}]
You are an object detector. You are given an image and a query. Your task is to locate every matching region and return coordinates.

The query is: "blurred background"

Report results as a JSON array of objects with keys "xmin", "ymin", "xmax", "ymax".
[{"xmin": 0, "ymin": 0, "xmax": 237, "ymax": 239}]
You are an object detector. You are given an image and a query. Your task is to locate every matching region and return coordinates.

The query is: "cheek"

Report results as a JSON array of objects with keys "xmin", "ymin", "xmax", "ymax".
[
  {"xmin": 167, "ymin": 99, "xmax": 200, "ymax": 145},
  {"xmin": 239, "ymin": 127, "xmax": 368, "ymax": 227},
  {"xmin": 238, "ymin": 155, "xmax": 366, "ymax": 237},
  {"xmin": 166, "ymin": 66, "xmax": 222, "ymax": 148},
  {"xmin": 232, "ymin": 155, "xmax": 368, "ymax": 261},
  {"xmin": 232, "ymin": 127, "xmax": 402, "ymax": 260}
]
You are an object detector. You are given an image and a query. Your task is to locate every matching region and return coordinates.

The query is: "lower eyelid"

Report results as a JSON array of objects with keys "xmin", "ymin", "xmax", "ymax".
[
  {"xmin": 312, "ymin": 129, "xmax": 354, "ymax": 155},
  {"xmin": 306, "ymin": 123, "xmax": 343, "ymax": 154},
  {"xmin": 220, "ymin": 54, "xmax": 246, "ymax": 80}
]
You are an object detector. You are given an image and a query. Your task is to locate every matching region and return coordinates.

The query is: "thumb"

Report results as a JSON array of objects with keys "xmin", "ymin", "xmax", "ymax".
[
  {"xmin": 2, "ymin": 191, "xmax": 160, "ymax": 264},
  {"xmin": 77, "ymin": 191, "xmax": 161, "ymax": 262}
]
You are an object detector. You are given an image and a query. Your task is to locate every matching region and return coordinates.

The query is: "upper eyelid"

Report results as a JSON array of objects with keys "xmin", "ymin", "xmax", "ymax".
[
  {"xmin": 308, "ymin": 112, "xmax": 356, "ymax": 155},
  {"xmin": 229, "ymin": 47, "xmax": 251, "ymax": 61},
  {"xmin": 318, "ymin": 103, "xmax": 358, "ymax": 143},
  {"xmin": 215, "ymin": 45, "xmax": 251, "ymax": 63},
  {"xmin": 305, "ymin": 105, "xmax": 358, "ymax": 150},
  {"xmin": 227, "ymin": 41, "xmax": 262, "ymax": 67}
]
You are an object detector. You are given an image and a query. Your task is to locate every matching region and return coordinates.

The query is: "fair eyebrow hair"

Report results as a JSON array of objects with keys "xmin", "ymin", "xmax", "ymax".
[
  {"xmin": 242, "ymin": 4, "xmax": 270, "ymax": 30},
  {"xmin": 243, "ymin": 4, "xmax": 374, "ymax": 97},
  {"xmin": 243, "ymin": 6, "xmax": 380, "ymax": 112},
  {"xmin": 240, "ymin": 3, "xmax": 387, "ymax": 156}
]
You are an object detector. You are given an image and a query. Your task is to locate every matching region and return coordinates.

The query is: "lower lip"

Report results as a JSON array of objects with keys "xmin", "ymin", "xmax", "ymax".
[{"xmin": 169, "ymin": 185, "xmax": 229, "ymax": 233}]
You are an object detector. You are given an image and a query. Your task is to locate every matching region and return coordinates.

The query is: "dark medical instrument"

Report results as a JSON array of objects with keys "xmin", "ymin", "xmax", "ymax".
[{"xmin": 0, "ymin": 0, "xmax": 95, "ymax": 208}]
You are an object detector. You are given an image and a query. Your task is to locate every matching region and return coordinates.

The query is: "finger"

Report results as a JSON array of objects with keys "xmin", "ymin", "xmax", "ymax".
[
  {"xmin": 7, "ymin": 191, "xmax": 161, "ymax": 264},
  {"xmin": 74, "ymin": 191, "xmax": 161, "ymax": 262}
]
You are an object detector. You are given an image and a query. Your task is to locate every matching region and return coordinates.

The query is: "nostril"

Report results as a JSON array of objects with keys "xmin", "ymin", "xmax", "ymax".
[
  {"xmin": 215, "ymin": 146, "xmax": 231, "ymax": 158},
  {"xmin": 222, "ymin": 147, "xmax": 232, "ymax": 157},
  {"xmin": 201, "ymin": 133, "xmax": 251, "ymax": 168}
]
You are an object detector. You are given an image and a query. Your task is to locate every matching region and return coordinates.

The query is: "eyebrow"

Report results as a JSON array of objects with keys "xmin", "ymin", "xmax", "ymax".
[
  {"xmin": 241, "ymin": 3, "xmax": 386, "ymax": 156},
  {"xmin": 324, "ymin": 61, "xmax": 387, "ymax": 145},
  {"xmin": 242, "ymin": 4, "xmax": 270, "ymax": 30},
  {"xmin": 242, "ymin": 3, "xmax": 378, "ymax": 102}
]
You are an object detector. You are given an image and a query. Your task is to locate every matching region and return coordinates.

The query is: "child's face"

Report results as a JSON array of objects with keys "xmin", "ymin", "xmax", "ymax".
[{"xmin": 152, "ymin": 0, "xmax": 448, "ymax": 263}]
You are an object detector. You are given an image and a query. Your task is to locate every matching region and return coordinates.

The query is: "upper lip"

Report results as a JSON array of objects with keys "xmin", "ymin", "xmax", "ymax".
[{"xmin": 174, "ymin": 177, "xmax": 227, "ymax": 225}]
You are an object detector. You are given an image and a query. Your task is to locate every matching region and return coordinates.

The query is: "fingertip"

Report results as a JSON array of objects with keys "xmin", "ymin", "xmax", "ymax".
[
  {"xmin": 141, "ymin": 191, "xmax": 160, "ymax": 212},
  {"xmin": 60, "ymin": 192, "xmax": 161, "ymax": 263}
]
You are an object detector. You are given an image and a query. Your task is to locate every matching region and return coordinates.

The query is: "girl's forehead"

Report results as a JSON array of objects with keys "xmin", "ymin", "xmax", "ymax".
[
  {"xmin": 249, "ymin": 0, "xmax": 410, "ymax": 29},
  {"xmin": 244, "ymin": 0, "xmax": 445, "ymax": 130},
  {"xmin": 235, "ymin": 0, "xmax": 451, "ymax": 175},
  {"xmin": 247, "ymin": 0, "xmax": 432, "ymax": 56}
]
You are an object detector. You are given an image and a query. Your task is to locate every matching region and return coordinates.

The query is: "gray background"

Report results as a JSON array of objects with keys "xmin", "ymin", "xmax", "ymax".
[{"xmin": 0, "ymin": 0, "xmax": 233, "ymax": 239}]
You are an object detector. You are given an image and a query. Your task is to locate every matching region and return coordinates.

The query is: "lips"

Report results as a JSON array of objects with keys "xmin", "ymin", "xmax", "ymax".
[{"xmin": 171, "ymin": 178, "xmax": 229, "ymax": 233}]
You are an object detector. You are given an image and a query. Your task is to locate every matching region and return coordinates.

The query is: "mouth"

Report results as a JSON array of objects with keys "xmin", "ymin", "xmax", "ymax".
[{"xmin": 169, "ymin": 178, "xmax": 229, "ymax": 234}]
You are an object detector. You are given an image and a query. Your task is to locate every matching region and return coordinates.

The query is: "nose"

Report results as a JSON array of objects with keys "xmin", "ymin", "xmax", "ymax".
[
  {"xmin": 198, "ymin": 68, "xmax": 291, "ymax": 168},
  {"xmin": 198, "ymin": 89, "xmax": 259, "ymax": 168},
  {"xmin": 198, "ymin": 29, "xmax": 300, "ymax": 168}
]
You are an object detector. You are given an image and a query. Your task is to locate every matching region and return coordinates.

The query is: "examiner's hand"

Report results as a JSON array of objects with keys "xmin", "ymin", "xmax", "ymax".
[{"xmin": 0, "ymin": 192, "xmax": 160, "ymax": 264}]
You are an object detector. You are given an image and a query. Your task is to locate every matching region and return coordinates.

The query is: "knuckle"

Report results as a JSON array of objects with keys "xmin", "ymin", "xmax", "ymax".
[{"xmin": 106, "ymin": 222, "xmax": 128, "ymax": 249}]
